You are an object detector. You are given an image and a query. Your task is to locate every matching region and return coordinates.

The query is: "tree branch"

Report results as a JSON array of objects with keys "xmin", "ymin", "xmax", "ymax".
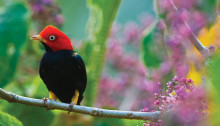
[
  {"xmin": 0, "ymin": 88, "xmax": 160, "ymax": 120},
  {"xmin": 168, "ymin": 0, "xmax": 214, "ymax": 58}
]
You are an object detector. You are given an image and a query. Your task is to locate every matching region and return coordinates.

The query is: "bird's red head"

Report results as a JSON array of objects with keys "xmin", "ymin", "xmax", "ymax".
[{"xmin": 31, "ymin": 25, "xmax": 73, "ymax": 52}]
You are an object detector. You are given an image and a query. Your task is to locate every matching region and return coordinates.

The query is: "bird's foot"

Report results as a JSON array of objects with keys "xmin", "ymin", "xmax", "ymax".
[
  {"xmin": 42, "ymin": 97, "xmax": 50, "ymax": 112},
  {"xmin": 42, "ymin": 97, "xmax": 49, "ymax": 104},
  {"xmin": 67, "ymin": 102, "xmax": 75, "ymax": 114}
]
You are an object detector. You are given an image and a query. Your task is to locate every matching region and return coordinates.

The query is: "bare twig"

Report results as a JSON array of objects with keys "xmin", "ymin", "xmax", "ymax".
[
  {"xmin": 168, "ymin": 0, "xmax": 213, "ymax": 58},
  {"xmin": 0, "ymin": 88, "xmax": 160, "ymax": 120}
]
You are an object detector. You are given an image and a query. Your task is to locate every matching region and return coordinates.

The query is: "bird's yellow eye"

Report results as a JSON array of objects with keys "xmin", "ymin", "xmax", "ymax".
[{"xmin": 49, "ymin": 35, "xmax": 56, "ymax": 41}]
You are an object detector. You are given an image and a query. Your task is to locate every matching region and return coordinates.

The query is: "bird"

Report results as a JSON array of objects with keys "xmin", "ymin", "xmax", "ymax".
[{"xmin": 30, "ymin": 25, "xmax": 87, "ymax": 109}]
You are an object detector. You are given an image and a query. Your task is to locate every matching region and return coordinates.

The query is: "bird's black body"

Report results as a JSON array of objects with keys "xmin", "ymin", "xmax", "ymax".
[{"xmin": 39, "ymin": 44, "xmax": 87, "ymax": 105}]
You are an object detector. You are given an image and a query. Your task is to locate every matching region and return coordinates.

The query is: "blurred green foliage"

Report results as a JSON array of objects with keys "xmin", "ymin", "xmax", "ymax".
[
  {"xmin": 93, "ymin": 117, "xmax": 126, "ymax": 126},
  {"xmin": 56, "ymin": 0, "xmax": 89, "ymax": 39},
  {"xmin": 0, "ymin": 80, "xmax": 54, "ymax": 126},
  {"xmin": 29, "ymin": 76, "xmax": 48, "ymax": 98},
  {"xmin": 199, "ymin": 0, "xmax": 218, "ymax": 27},
  {"xmin": 0, "ymin": 111, "xmax": 23, "ymax": 126},
  {"xmin": 208, "ymin": 52, "xmax": 220, "ymax": 125},
  {"xmin": 0, "ymin": 2, "xmax": 29, "ymax": 87},
  {"xmin": 116, "ymin": 0, "xmax": 154, "ymax": 23},
  {"xmin": 141, "ymin": 20, "xmax": 162, "ymax": 68},
  {"xmin": 57, "ymin": 0, "xmax": 153, "ymax": 40},
  {"xmin": 92, "ymin": 117, "xmax": 143, "ymax": 126},
  {"xmin": 208, "ymin": 53, "xmax": 220, "ymax": 97},
  {"xmin": 81, "ymin": 0, "xmax": 121, "ymax": 106}
]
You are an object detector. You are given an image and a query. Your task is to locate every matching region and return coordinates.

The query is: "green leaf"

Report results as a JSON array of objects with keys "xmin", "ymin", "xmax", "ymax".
[
  {"xmin": 141, "ymin": 20, "xmax": 162, "ymax": 68},
  {"xmin": 51, "ymin": 113, "xmax": 92, "ymax": 126},
  {"xmin": 0, "ymin": 111, "xmax": 23, "ymax": 126},
  {"xmin": 153, "ymin": 0, "xmax": 166, "ymax": 19},
  {"xmin": 197, "ymin": 0, "xmax": 218, "ymax": 27},
  {"xmin": 93, "ymin": 117, "xmax": 126, "ymax": 126},
  {"xmin": 124, "ymin": 119, "xmax": 143, "ymax": 126},
  {"xmin": 0, "ymin": 2, "xmax": 29, "ymax": 87},
  {"xmin": 81, "ymin": 0, "xmax": 121, "ymax": 106},
  {"xmin": 92, "ymin": 115, "xmax": 143, "ymax": 126},
  {"xmin": 207, "ymin": 52, "xmax": 220, "ymax": 125},
  {"xmin": 28, "ymin": 76, "xmax": 48, "ymax": 98},
  {"xmin": 1, "ymin": 102, "xmax": 54, "ymax": 126},
  {"xmin": 0, "ymin": 81, "xmax": 54, "ymax": 126},
  {"xmin": 56, "ymin": 0, "xmax": 89, "ymax": 39},
  {"xmin": 208, "ymin": 53, "xmax": 220, "ymax": 98}
]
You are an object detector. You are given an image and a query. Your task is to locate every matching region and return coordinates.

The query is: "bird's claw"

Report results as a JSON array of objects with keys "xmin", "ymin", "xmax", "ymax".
[
  {"xmin": 42, "ymin": 97, "xmax": 50, "ymax": 112},
  {"xmin": 42, "ymin": 97, "xmax": 49, "ymax": 104},
  {"xmin": 67, "ymin": 102, "xmax": 74, "ymax": 114}
]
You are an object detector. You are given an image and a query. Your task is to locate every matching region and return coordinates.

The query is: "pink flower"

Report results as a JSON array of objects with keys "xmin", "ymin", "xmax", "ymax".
[
  {"xmin": 110, "ymin": 23, "xmax": 121, "ymax": 37},
  {"xmin": 167, "ymin": 81, "xmax": 172, "ymax": 88},
  {"xmin": 154, "ymin": 93, "xmax": 159, "ymax": 97},
  {"xmin": 137, "ymin": 62, "xmax": 147, "ymax": 76},
  {"xmin": 123, "ymin": 21, "xmax": 140, "ymax": 42},
  {"xmin": 54, "ymin": 14, "xmax": 64, "ymax": 25},
  {"xmin": 157, "ymin": 20, "xmax": 166, "ymax": 31},
  {"xmin": 181, "ymin": 78, "xmax": 187, "ymax": 83},
  {"xmin": 187, "ymin": 79, "xmax": 193, "ymax": 83},
  {"xmin": 139, "ymin": 13, "xmax": 154, "ymax": 30},
  {"xmin": 173, "ymin": 76, "xmax": 179, "ymax": 81},
  {"xmin": 169, "ymin": 90, "xmax": 177, "ymax": 98},
  {"xmin": 43, "ymin": 0, "xmax": 51, "ymax": 5},
  {"xmin": 176, "ymin": 87, "xmax": 187, "ymax": 99},
  {"xmin": 33, "ymin": 4, "xmax": 42, "ymax": 12},
  {"xmin": 167, "ymin": 96, "xmax": 176, "ymax": 104},
  {"xmin": 161, "ymin": 96, "xmax": 167, "ymax": 100},
  {"xmin": 140, "ymin": 107, "xmax": 149, "ymax": 112},
  {"xmin": 159, "ymin": 0, "xmax": 171, "ymax": 12}
]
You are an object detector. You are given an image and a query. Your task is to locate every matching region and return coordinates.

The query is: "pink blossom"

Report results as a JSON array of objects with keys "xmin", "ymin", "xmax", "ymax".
[
  {"xmin": 43, "ymin": 0, "xmax": 51, "ymax": 5},
  {"xmin": 54, "ymin": 14, "xmax": 64, "ymax": 25},
  {"xmin": 33, "ymin": 4, "xmax": 42, "ymax": 12},
  {"xmin": 110, "ymin": 23, "xmax": 121, "ymax": 37},
  {"xmin": 136, "ymin": 62, "xmax": 147, "ymax": 76},
  {"xmin": 157, "ymin": 20, "xmax": 166, "ymax": 31},
  {"xmin": 139, "ymin": 13, "xmax": 154, "ymax": 30},
  {"xmin": 187, "ymin": 78, "xmax": 193, "ymax": 83},
  {"xmin": 154, "ymin": 93, "xmax": 159, "ymax": 97},
  {"xmin": 159, "ymin": 0, "xmax": 171, "ymax": 12},
  {"xmin": 167, "ymin": 81, "xmax": 172, "ymax": 88},
  {"xmin": 123, "ymin": 21, "xmax": 140, "ymax": 43},
  {"xmin": 161, "ymin": 96, "xmax": 167, "ymax": 100},
  {"xmin": 181, "ymin": 78, "xmax": 187, "ymax": 83},
  {"xmin": 173, "ymin": 76, "xmax": 179, "ymax": 81},
  {"xmin": 140, "ymin": 107, "xmax": 149, "ymax": 112}
]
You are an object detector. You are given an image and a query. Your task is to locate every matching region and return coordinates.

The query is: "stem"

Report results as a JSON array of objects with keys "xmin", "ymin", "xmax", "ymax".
[
  {"xmin": 168, "ymin": 0, "xmax": 209, "ymax": 57},
  {"xmin": 0, "ymin": 88, "xmax": 160, "ymax": 120}
]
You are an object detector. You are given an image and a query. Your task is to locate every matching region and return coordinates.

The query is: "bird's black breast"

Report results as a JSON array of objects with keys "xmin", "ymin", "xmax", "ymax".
[{"xmin": 40, "ymin": 50, "xmax": 87, "ymax": 104}]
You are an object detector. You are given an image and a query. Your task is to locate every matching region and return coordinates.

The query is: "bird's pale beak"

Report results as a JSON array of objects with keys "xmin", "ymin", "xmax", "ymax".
[{"xmin": 30, "ymin": 35, "xmax": 46, "ymax": 43}]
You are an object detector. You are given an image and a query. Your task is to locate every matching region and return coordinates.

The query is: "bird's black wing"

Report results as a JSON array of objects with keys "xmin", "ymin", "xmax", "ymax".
[
  {"xmin": 74, "ymin": 53, "xmax": 87, "ymax": 92},
  {"xmin": 73, "ymin": 53, "xmax": 87, "ymax": 105}
]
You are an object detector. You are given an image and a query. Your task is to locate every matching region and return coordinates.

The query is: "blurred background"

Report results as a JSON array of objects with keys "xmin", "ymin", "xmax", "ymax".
[{"xmin": 0, "ymin": 0, "xmax": 219, "ymax": 126}]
